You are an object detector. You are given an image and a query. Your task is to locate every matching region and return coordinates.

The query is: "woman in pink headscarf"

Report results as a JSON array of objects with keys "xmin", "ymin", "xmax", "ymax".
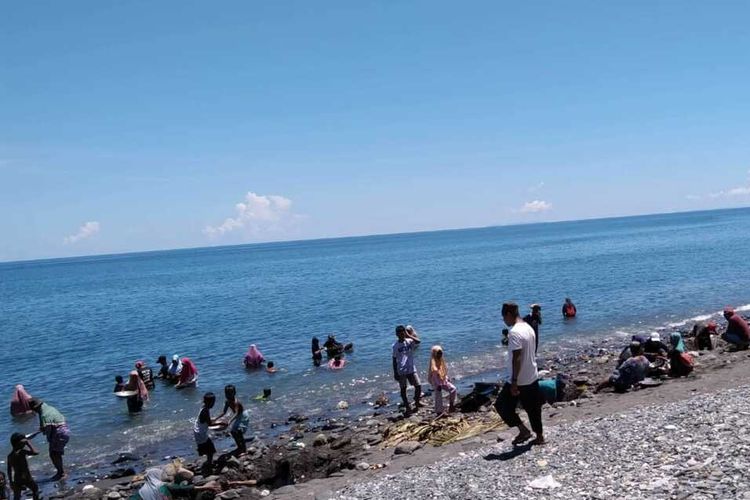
[
  {"xmin": 176, "ymin": 358, "xmax": 198, "ymax": 389},
  {"xmin": 124, "ymin": 370, "xmax": 149, "ymax": 413},
  {"xmin": 243, "ymin": 344, "xmax": 265, "ymax": 369},
  {"xmin": 10, "ymin": 384, "xmax": 33, "ymax": 417}
]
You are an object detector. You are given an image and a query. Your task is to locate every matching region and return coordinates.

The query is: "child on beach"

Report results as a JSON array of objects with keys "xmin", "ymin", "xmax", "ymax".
[
  {"xmin": 428, "ymin": 346, "xmax": 457, "ymax": 414},
  {"xmin": 194, "ymin": 393, "xmax": 218, "ymax": 473},
  {"xmin": 222, "ymin": 385, "xmax": 250, "ymax": 455},
  {"xmin": 7, "ymin": 433, "xmax": 40, "ymax": 500},
  {"xmin": 113, "ymin": 376, "xmax": 126, "ymax": 393}
]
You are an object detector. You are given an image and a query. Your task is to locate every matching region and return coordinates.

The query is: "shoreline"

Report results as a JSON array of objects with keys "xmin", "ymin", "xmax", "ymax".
[{"xmin": 53, "ymin": 311, "xmax": 750, "ymax": 499}]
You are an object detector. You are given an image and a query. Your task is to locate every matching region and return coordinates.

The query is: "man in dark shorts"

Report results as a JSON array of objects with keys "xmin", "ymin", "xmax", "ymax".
[
  {"xmin": 494, "ymin": 302, "xmax": 545, "ymax": 446},
  {"xmin": 7, "ymin": 433, "xmax": 40, "ymax": 500}
]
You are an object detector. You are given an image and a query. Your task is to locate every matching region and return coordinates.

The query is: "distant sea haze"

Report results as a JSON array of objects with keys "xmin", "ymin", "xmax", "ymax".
[{"xmin": 1, "ymin": 207, "xmax": 749, "ymax": 475}]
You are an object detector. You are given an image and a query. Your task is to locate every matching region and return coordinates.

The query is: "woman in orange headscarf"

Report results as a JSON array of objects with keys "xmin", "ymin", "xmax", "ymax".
[{"xmin": 428, "ymin": 346, "xmax": 457, "ymax": 415}]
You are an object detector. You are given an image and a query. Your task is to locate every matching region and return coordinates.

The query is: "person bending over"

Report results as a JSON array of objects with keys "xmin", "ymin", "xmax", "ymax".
[
  {"xmin": 722, "ymin": 307, "xmax": 750, "ymax": 350},
  {"xmin": 595, "ymin": 342, "xmax": 650, "ymax": 393}
]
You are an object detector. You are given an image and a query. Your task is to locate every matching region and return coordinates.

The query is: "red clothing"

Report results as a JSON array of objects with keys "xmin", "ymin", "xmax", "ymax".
[{"xmin": 727, "ymin": 314, "xmax": 750, "ymax": 341}]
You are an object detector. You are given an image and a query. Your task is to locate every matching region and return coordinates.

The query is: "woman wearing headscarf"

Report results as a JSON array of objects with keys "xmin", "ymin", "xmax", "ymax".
[
  {"xmin": 125, "ymin": 370, "xmax": 150, "ymax": 413},
  {"xmin": 427, "ymin": 345, "xmax": 457, "ymax": 415},
  {"xmin": 29, "ymin": 399, "xmax": 69, "ymax": 480},
  {"xmin": 669, "ymin": 332, "xmax": 694, "ymax": 377},
  {"xmin": 167, "ymin": 355, "xmax": 182, "ymax": 383},
  {"xmin": 243, "ymin": 345, "xmax": 265, "ymax": 369},
  {"xmin": 10, "ymin": 385, "xmax": 33, "ymax": 417},
  {"xmin": 175, "ymin": 358, "xmax": 198, "ymax": 389}
]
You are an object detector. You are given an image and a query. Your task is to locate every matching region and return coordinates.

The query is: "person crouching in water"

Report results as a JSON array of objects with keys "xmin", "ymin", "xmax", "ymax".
[
  {"xmin": 125, "ymin": 370, "xmax": 149, "ymax": 413},
  {"xmin": 194, "ymin": 393, "xmax": 218, "ymax": 473},
  {"xmin": 328, "ymin": 355, "xmax": 346, "ymax": 370},
  {"xmin": 428, "ymin": 346, "xmax": 456, "ymax": 415},
  {"xmin": 175, "ymin": 358, "xmax": 198, "ymax": 389},
  {"xmin": 8, "ymin": 433, "xmax": 40, "ymax": 500}
]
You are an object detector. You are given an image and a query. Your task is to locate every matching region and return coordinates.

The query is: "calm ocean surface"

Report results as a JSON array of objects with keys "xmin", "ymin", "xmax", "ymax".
[{"xmin": 2, "ymin": 208, "xmax": 750, "ymax": 476}]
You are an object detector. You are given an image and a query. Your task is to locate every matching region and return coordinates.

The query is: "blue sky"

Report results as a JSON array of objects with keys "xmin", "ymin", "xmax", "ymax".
[{"xmin": 1, "ymin": 1, "xmax": 749, "ymax": 261}]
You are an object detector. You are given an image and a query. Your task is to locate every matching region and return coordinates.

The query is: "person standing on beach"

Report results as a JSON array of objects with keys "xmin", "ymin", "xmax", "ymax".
[
  {"xmin": 28, "ymin": 399, "xmax": 69, "ymax": 481},
  {"xmin": 494, "ymin": 302, "xmax": 544, "ymax": 446},
  {"xmin": 523, "ymin": 304, "xmax": 542, "ymax": 354},
  {"xmin": 7, "ymin": 433, "xmax": 40, "ymax": 500},
  {"xmin": 215, "ymin": 385, "xmax": 249, "ymax": 456},
  {"xmin": 392, "ymin": 325, "xmax": 422, "ymax": 415},
  {"xmin": 428, "ymin": 346, "xmax": 456, "ymax": 414},
  {"xmin": 562, "ymin": 298, "xmax": 577, "ymax": 318},
  {"xmin": 722, "ymin": 307, "xmax": 750, "ymax": 349},
  {"xmin": 194, "ymin": 393, "xmax": 218, "ymax": 473}
]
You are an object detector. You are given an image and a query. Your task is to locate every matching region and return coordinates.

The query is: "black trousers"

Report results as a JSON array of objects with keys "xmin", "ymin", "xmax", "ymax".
[{"xmin": 494, "ymin": 380, "xmax": 543, "ymax": 435}]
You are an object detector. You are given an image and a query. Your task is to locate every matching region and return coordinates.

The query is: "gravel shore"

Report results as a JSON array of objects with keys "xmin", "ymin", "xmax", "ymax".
[{"xmin": 340, "ymin": 384, "xmax": 750, "ymax": 500}]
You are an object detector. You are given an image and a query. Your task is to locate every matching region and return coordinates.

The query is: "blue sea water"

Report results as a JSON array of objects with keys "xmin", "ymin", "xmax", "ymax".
[{"xmin": 1, "ymin": 207, "xmax": 750, "ymax": 478}]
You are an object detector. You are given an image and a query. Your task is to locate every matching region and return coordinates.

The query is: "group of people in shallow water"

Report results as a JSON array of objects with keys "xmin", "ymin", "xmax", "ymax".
[{"xmin": 10, "ymin": 297, "xmax": 750, "ymax": 496}]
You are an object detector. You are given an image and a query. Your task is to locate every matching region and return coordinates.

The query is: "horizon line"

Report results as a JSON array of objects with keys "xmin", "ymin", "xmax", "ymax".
[{"xmin": 2, "ymin": 205, "xmax": 748, "ymax": 266}]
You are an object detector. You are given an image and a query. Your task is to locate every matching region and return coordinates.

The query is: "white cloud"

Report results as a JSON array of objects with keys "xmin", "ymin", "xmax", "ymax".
[
  {"xmin": 689, "ymin": 170, "xmax": 750, "ymax": 201},
  {"xmin": 64, "ymin": 221, "xmax": 100, "ymax": 244},
  {"xmin": 203, "ymin": 191, "xmax": 300, "ymax": 239},
  {"xmin": 520, "ymin": 200, "xmax": 552, "ymax": 213}
]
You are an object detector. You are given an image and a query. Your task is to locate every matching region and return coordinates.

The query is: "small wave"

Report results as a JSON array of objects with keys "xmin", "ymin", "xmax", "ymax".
[{"xmin": 735, "ymin": 303, "xmax": 750, "ymax": 312}]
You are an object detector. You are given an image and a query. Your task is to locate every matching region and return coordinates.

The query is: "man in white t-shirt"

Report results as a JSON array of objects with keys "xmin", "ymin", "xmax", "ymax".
[
  {"xmin": 493, "ymin": 302, "xmax": 545, "ymax": 445},
  {"xmin": 392, "ymin": 325, "xmax": 422, "ymax": 415}
]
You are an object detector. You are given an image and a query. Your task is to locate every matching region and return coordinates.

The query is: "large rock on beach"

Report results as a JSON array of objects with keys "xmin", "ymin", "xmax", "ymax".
[
  {"xmin": 394, "ymin": 441, "xmax": 422, "ymax": 455},
  {"xmin": 329, "ymin": 436, "xmax": 351, "ymax": 450}
]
